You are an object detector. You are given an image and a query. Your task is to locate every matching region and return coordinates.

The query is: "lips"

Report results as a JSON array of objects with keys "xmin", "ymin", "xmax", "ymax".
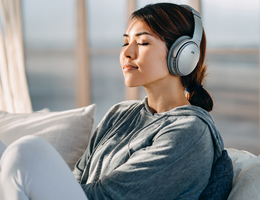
[{"xmin": 123, "ymin": 64, "xmax": 138, "ymax": 71}]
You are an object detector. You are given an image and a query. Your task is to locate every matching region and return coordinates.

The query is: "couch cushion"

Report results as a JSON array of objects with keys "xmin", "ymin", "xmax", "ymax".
[
  {"xmin": 226, "ymin": 148, "xmax": 260, "ymax": 200},
  {"xmin": 0, "ymin": 105, "xmax": 96, "ymax": 170},
  {"xmin": 199, "ymin": 150, "xmax": 233, "ymax": 200}
]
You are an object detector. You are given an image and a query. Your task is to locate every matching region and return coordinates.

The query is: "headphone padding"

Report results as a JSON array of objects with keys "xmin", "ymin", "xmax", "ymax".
[{"xmin": 167, "ymin": 36, "xmax": 191, "ymax": 76}]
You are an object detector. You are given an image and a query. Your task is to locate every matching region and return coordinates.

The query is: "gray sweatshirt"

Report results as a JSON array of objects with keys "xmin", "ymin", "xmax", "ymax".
[{"xmin": 73, "ymin": 98, "xmax": 224, "ymax": 200}]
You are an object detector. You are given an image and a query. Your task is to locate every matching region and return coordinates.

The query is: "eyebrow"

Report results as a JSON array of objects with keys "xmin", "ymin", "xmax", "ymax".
[{"xmin": 123, "ymin": 32, "xmax": 153, "ymax": 37}]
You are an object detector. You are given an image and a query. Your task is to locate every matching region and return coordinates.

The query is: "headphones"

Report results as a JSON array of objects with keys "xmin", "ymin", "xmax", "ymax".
[{"xmin": 167, "ymin": 5, "xmax": 203, "ymax": 76}]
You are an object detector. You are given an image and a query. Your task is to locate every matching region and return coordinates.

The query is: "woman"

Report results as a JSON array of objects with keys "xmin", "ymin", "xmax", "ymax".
[{"xmin": 0, "ymin": 3, "xmax": 232, "ymax": 200}]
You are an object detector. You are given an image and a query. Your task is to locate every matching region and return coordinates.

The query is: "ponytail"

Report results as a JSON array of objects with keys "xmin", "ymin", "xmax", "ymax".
[
  {"xmin": 185, "ymin": 86, "xmax": 213, "ymax": 112},
  {"xmin": 181, "ymin": 30, "xmax": 213, "ymax": 112}
]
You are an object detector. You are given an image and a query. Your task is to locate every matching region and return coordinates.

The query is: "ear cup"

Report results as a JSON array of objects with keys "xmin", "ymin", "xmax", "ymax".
[
  {"xmin": 176, "ymin": 41, "xmax": 200, "ymax": 76},
  {"xmin": 167, "ymin": 36, "xmax": 190, "ymax": 76},
  {"xmin": 167, "ymin": 36, "xmax": 200, "ymax": 76}
]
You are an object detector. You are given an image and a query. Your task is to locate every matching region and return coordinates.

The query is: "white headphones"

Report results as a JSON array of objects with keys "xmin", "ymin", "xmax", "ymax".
[{"xmin": 167, "ymin": 5, "xmax": 203, "ymax": 76}]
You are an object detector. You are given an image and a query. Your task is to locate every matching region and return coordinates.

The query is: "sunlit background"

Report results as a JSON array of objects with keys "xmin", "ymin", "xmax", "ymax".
[{"xmin": 5, "ymin": 0, "xmax": 260, "ymax": 154}]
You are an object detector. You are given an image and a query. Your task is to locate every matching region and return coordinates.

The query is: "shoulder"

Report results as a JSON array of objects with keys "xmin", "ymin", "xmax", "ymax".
[
  {"xmin": 178, "ymin": 114, "xmax": 208, "ymax": 132},
  {"xmin": 154, "ymin": 114, "xmax": 214, "ymax": 162},
  {"xmin": 155, "ymin": 106, "xmax": 214, "ymax": 147},
  {"xmin": 166, "ymin": 113, "xmax": 213, "ymax": 144},
  {"xmin": 167, "ymin": 105, "xmax": 224, "ymax": 162},
  {"xmin": 166, "ymin": 105, "xmax": 215, "ymax": 132},
  {"xmin": 162, "ymin": 108, "xmax": 209, "ymax": 134}
]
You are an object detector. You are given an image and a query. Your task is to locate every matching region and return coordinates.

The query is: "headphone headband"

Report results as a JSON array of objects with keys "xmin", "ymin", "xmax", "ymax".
[
  {"xmin": 167, "ymin": 4, "xmax": 203, "ymax": 76},
  {"xmin": 180, "ymin": 5, "xmax": 203, "ymax": 46}
]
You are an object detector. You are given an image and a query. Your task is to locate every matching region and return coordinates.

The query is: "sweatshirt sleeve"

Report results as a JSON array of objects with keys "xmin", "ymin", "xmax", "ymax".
[
  {"xmin": 72, "ymin": 101, "xmax": 142, "ymax": 183},
  {"xmin": 81, "ymin": 118, "xmax": 215, "ymax": 200},
  {"xmin": 72, "ymin": 106, "xmax": 116, "ymax": 183}
]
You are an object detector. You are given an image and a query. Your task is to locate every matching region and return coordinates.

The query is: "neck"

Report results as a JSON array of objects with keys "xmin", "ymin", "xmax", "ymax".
[{"xmin": 144, "ymin": 78, "xmax": 190, "ymax": 114}]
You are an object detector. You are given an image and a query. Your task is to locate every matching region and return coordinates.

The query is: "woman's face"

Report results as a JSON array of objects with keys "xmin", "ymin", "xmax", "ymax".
[{"xmin": 120, "ymin": 18, "xmax": 170, "ymax": 88}]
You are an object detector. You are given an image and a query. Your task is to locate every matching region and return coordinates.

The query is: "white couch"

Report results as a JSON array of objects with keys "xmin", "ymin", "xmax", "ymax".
[
  {"xmin": 226, "ymin": 148, "xmax": 260, "ymax": 200},
  {"xmin": 0, "ymin": 105, "xmax": 259, "ymax": 199}
]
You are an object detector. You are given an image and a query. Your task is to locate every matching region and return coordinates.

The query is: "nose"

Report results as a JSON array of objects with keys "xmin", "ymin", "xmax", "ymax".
[{"xmin": 122, "ymin": 42, "xmax": 137, "ymax": 59}]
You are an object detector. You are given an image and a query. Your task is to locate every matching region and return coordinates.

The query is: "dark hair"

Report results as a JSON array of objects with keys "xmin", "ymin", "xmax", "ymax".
[{"xmin": 131, "ymin": 3, "xmax": 213, "ymax": 112}]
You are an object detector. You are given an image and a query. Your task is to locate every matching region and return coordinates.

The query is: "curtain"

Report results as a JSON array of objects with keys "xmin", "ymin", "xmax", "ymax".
[{"xmin": 0, "ymin": 0, "xmax": 32, "ymax": 113}]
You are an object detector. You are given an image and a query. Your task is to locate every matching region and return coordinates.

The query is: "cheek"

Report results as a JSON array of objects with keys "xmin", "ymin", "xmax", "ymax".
[
  {"xmin": 142, "ymin": 49, "xmax": 169, "ymax": 73},
  {"xmin": 159, "ymin": 55, "xmax": 169, "ymax": 74},
  {"xmin": 156, "ymin": 47, "xmax": 169, "ymax": 74}
]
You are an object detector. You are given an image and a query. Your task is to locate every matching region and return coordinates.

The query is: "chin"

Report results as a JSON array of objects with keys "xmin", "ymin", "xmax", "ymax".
[
  {"xmin": 125, "ymin": 81, "xmax": 140, "ymax": 88},
  {"xmin": 125, "ymin": 84, "xmax": 138, "ymax": 88}
]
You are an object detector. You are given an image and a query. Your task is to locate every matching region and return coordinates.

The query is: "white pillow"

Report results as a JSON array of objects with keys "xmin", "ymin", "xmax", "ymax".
[
  {"xmin": 0, "ymin": 105, "xmax": 96, "ymax": 170},
  {"xmin": 227, "ymin": 148, "xmax": 260, "ymax": 200}
]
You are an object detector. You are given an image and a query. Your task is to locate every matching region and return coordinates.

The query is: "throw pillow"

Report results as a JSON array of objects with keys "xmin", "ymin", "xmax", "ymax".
[{"xmin": 0, "ymin": 104, "xmax": 96, "ymax": 170}]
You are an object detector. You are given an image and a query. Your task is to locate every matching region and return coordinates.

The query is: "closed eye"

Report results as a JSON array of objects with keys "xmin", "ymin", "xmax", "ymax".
[
  {"xmin": 138, "ymin": 43, "xmax": 149, "ymax": 46},
  {"xmin": 122, "ymin": 42, "xmax": 149, "ymax": 47}
]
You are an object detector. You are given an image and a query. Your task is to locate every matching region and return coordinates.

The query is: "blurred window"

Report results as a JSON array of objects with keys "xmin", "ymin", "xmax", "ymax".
[
  {"xmin": 202, "ymin": 0, "xmax": 259, "ymax": 154},
  {"xmin": 22, "ymin": 0, "xmax": 259, "ymax": 153}
]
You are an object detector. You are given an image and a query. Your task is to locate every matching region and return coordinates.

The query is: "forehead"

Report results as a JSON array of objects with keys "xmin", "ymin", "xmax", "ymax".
[{"xmin": 125, "ymin": 18, "xmax": 152, "ymax": 35}]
